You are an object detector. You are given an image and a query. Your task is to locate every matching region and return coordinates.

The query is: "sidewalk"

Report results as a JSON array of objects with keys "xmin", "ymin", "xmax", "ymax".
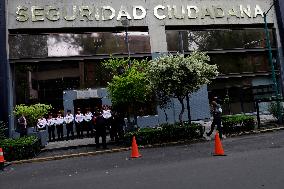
[
  {"xmin": 39, "ymin": 136, "xmax": 123, "ymax": 158},
  {"xmin": 40, "ymin": 116, "xmax": 278, "ymax": 157},
  {"xmin": 37, "ymin": 121, "xmax": 218, "ymax": 158}
]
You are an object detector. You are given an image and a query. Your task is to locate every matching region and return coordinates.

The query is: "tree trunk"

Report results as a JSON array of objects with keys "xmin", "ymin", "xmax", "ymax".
[
  {"xmin": 163, "ymin": 109, "xmax": 168, "ymax": 123},
  {"xmin": 186, "ymin": 95, "xmax": 191, "ymax": 124},
  {"xmin": 132, "ymin": 103, "xmax": 137, "ymax": 126},
  {"xmin": 178, "ymin": 98, "xmax": 185, "ymax": 126}
]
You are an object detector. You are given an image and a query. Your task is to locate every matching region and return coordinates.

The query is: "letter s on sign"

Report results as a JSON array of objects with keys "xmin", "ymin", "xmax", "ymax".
[{"xmin": 16, "ymin": 6, "xmax": 29, "ymax": 22}]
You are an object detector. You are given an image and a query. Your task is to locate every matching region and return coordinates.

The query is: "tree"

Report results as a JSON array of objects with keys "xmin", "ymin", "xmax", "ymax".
[
  {"xmin": 103, "ymin": 57, "xmax": 151, "ymax": 124},
  {"xmin": 146, "ymin": 52, "xmax": 219, "ymax": 125}
]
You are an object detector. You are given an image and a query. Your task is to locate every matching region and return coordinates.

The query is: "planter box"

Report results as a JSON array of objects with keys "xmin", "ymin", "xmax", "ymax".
[
  {"xmin": 36, "ymin": 130, "xmax": 48, "ymax": 147},
  {"xmin": 27, "ymin": 128, "xmax": 48, "ymax": 147}
]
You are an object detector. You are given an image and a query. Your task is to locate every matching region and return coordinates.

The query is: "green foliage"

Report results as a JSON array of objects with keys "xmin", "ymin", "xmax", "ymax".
[
  {"xmin": 268, "ymin": 102, "xmax": 283, "ymax": 119},
  {"xmin": 104, "ymin": 57, "xmax": 151, "ymax": 120},
  {"xmin": 0, "ymin": 121, "xmax": 7, "ymax": 140},
  {"xmin": 147, "ymin": 52, "xmax": 218, "ymax": 100},
  {"xmin": 222, "ymin": 115, "xmax": 255, "ymax": 134},
  {"xmin": 123, "ymin": 122, "xmax": 204, "ymax": 146},
  {"xmin": 0, "ymin": 136, "xmax": 41, "ymax": 161},
  {"xmin": 146, "ymin": 52, "xmax": 218, "ymax": 123},
  {"xmin": 103, "ymin": 57, "xmax": 148, "ymax": 76},
  {"xmin": 14, "ymin": 103, "xmax": 52, "ymax": 127},
  {"xmin": 107, "ymin": 68, "xmax": 151, "ymax": 106}
]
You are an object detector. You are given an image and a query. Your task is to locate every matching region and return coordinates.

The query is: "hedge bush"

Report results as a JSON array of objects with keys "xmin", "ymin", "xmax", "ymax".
[
  {"xmin": 0, "ymin": 136, "xmax": 41, "ymax": 161},
  {"xmin": 222, "ymin": 115, "xmax": 255, "ymax": 134},
  {"xmin": 123, "ymin": 122, "xmax": 204, "ymax": 146},
  {"xmin": 0, "ymin": 121, "xmax": 7, "ymax": 140}
]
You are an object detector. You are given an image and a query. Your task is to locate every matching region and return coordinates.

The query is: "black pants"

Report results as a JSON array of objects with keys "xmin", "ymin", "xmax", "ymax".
[
  {"xmin": 207, "ymin": 118, "xmax": 222, "ymax": 139},
  {"xmin": 85, "ymin": 121, "xmax": 94, "ymax": 137},
  {"xmin": 66, "ymin": 123, "xmax": 74, "ymax": 140},
  {"xmin": 75, "ymin": 122, "xmax": 83, "ymax": 138},
  {"xmin": 48, "ymin": 125, "xmax": 55, "ymax": 141},
  {"xmin": 95, "ymin": 129, "xmax": 107, "ymax": 149},
  {"xmin": 56, "ymin": 124, "xmax": 64, "ymax": 140},
  {"xmin": 19, "ymin": 126, "xmax": 27, "ymax": 137}
]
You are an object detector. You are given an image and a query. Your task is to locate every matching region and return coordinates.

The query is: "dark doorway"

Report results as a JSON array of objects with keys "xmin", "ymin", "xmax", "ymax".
[{"xmin": 73, "ymin": 98, "xmax": 102, "ymax": 113}]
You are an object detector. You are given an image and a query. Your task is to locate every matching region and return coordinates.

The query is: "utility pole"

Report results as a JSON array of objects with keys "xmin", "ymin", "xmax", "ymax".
[
  {"xmin": 121, "ymin": 18, "xmax": 131, "ymax": 68},
  {"xmin": 178, "ymin": 31, "xmax": 192, "ymax": 124}
]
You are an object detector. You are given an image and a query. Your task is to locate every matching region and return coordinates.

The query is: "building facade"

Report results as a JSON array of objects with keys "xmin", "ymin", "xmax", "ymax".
[{"xmin": 1, "ymin": 0, "xmax": 284, "ymax": 136}]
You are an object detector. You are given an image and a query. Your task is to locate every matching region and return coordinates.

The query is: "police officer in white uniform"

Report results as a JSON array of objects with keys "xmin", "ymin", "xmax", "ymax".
[
  {"xmin": 37, "ymin": 116, "xmax": 47, "ymax": 131},
  {"xmin": 55, "ymin": 112, "xmax": 64, "ymax": 141},
  {"xmin": 47, "ymin": 114, "xmax": 55, "ymax": 142},
  {"xmin": 64, "ymin": 110, "xmax": 74, "ymax": 140},
  {"xmin": 75, "ymin": 108, "xmax": 84, "ymax": 138},
  {"xmin": 84, "ymin": 108, "xmax": 93, "ymax": 137}
]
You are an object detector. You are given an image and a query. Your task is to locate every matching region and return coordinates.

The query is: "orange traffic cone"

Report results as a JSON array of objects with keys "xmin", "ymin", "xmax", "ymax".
[
  {"xmin": 0, "ymin": 148, "xmax": 5, "ymax": 168},
  {"xmin": 214, "ymin": 132, "xmax": 226, "ymax": 156},
  {"xmin": 131, "ymin": 136, "xmax": 142, "ymax": 158}
]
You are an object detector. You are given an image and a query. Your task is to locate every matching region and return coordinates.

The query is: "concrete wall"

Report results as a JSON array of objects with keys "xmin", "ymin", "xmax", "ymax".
[{"xmin": 63, "ymin": 86, "xmax": 210, "ymax": 128}]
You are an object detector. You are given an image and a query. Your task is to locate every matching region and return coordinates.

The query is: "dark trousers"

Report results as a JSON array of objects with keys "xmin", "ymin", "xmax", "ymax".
[
  {"xmin": 85, "ymin": 121, "xmax": 94, "ymax": 137},
  {"xmin": 48, "ymin": 125, "xmax": 55, "ymax": 141},
  {"xmin": 66, "ymin": 123, "xmax": 74, "ymax": 140},
  {"xmin": 19, "ymin": 126, "xmax": 27, "ymax": 137},
  {"xmin": 56, "ymin": 124, "xmax": 63, "ymax": 140},
  {"xmin": 75, "ymin": 122, "xmax": 82, "ymax": 138},
  {"xmin": 95, "ymin": 129, "xmax": 107, "ymax": 149},
  {"xmin": 207, "ymin": 118, "xmax": 222, "ymax": 139}
]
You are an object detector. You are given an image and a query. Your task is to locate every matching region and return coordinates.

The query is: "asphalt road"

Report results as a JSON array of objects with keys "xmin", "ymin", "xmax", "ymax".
[{"xmin": 1, "ymin": 131, "xmax": 284, "ymax": 189}]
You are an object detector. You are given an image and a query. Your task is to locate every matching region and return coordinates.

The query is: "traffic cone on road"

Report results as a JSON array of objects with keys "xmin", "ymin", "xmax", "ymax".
[
  {"xmin": 131, "ymin": 136, "xmax": 142, "ymax": 158},
  {"xmin": 214, "ymin": 132, "xmax": 226, "ymax": 156},
  {"xmin": 0, "ymin": 148, "xmax": 5, "ymax": 169}
]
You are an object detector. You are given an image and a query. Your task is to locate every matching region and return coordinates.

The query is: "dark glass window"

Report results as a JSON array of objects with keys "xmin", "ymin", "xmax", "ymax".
[
  {"xmin": 9, "ymin": 34, "xmax": 48, "ymax": 59},
  {"xmin": 166, "ymin": 29, "xmax": 276, "ymax": 52},
  {"xmin": 9, "ymin": 32, "xmax": 151, "ymax": 59},
  {"xmin": 14, "ymin": 62, "xmax": 80, "ymax": 109},
  {"xmin": 209, "ymin": 53, "xmax": 270, "ymax": 74}
]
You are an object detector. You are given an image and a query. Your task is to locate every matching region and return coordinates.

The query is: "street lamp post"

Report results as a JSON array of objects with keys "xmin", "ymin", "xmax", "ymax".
[
  {"xmin": 264, "ymin": 13, "xmax": 278, "ymax": 94},
  {"xmin": 121, "ymin": 18, "xmax": 131, "ymax": 68},
  {"xmin": 264, "ymin": 1, "xmax": 282, "ymax": 123}
]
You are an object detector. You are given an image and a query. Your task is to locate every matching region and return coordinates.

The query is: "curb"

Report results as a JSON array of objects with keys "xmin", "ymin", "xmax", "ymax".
[
  {"xmin": 11, "ymin": 147, "xmax": 131, "ymax": 165},
  {"xmin": 7, "ymin": 127, "xmax": 284, "ymax": 165},
  {"xmin": 228, "ymin": 126, "xmax": 284, "ymax": 137}
]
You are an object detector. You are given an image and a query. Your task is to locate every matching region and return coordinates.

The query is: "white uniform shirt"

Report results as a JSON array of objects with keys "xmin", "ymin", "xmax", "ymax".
[
  {"xmin": 64, "ymin": 114, "xmax": 74, "ymax": 124},
  {"xmin": 102, "ymin": 110, "xmax": 112, "ymax": 119},
  {"xmin": 54, "ymin": 116, "xmax": 64, "ymax": 126},
  {"xmin": 75, "ymin": 113, "xmax": 84, "ymax": 123},
  {"xmin": 37, "ymin": 118, "xmax": 47, "ymax": 129},
  {"xmin": 47, "ymin": 118, "xmax": 55, "ymax": 127},
  {"xmin": 84, "ymin": 112, "xmax": 93, "ymax": 122}
]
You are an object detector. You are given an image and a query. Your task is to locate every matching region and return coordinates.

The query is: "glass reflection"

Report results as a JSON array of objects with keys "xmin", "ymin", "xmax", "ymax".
[
  {"xmin": 9, "ymin": 32, "xmax": 151, "ymax": 59},
  {"xmin": 166, "ymin": 29, "xmax": 276, "ymax": 52},
  {"xmin": 209, "ymin": 53, "xmax": 270, "ymax": 74}
]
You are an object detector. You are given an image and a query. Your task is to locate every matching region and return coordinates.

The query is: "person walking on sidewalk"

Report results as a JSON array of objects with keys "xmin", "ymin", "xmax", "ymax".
[
  {"xmin": 65, "ymin": 110, "xmax": 74, "ymax": 140},
  {"xmin": 206, "ymin": 101, "xmax": 223, "ymax": 139}
]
